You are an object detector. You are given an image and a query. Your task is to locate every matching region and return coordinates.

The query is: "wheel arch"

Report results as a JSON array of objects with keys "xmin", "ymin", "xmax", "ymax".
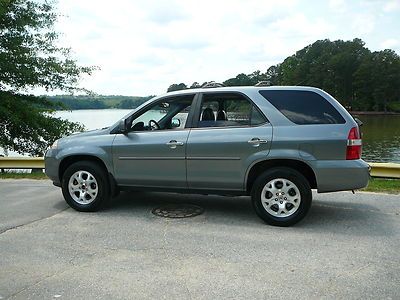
[
  {"xmin": 59, "ymin": 155, "xmax": 110, "ymax": 183},
  {"xmin": 59, "ymin": 154, "xmax": 119, "ymax": 196},
  {"xmin": 246, "ymin": 159, "xmax": 317, "ymax": 193}
]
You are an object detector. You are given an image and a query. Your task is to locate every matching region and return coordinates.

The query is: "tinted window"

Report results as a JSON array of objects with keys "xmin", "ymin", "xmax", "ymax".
[
  {"xmin": 259, "ymin": 90, "xmax": 345, "ymax": 125},
  {"xmin": 197, "ymin": 93, "xmax": 267, "ymax": 128},
  {"xmin": 251, "ymin": 105, "xmax": 266, "ymax": 126}
]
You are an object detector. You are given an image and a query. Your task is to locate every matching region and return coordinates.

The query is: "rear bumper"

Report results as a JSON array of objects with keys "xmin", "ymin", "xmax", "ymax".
[{"xmin": 313, "ymin": 159, "xmax": 370, "ymax": 193}]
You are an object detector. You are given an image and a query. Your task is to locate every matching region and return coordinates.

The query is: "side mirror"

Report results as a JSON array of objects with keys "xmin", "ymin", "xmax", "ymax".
[
  {"xmin": 171, "ymin": 118, "xmax": 181, "ymax": 128},
  {"xmin": 118, "ymin": 119, "xmax": 128, "ymax": 134}
]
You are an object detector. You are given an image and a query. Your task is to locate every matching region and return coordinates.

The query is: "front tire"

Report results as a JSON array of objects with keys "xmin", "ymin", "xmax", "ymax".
[
  {"xmin": 61, "ymin": 161, "xmax": 110, "ymax": 212},
  {"xmin": 251, "ymin": 167, "xmax": 312, "ymax": 227}
]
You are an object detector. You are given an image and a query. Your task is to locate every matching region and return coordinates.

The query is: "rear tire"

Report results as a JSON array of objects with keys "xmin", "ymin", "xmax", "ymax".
[
  {"xmin": 251, "ymin": 167, "xmax": 312, "ymax": 226},
  {"xmin": 61, "ymin": 161, "xmax": 110, "ymax": 212}
]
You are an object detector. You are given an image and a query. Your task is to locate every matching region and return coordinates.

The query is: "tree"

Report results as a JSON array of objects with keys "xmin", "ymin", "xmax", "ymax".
[
  {"xmin": 165, "ymin": 38, "xmax": 400, "ymax": 112},
  {"xmin": 223, "ymin": 70, "xmax": 270, "ymax": 87},
  {"xmin": 0, "ymin": 0, "xmax": 95, "ymax": 155},
  {"xmin": 223, "ymin": 73, "xmax": 254, "ymax": 86},
  {"xmin": 265, "ymin": 65, "xmax": 281, "ymax": 85},
  {"xmin": 167, "ymin": 83, "xmax": 187, "ymax": 92},
  {"xmin": 273, "ymin": 38, "xmax": 400, "ymax": 111},
  {"xmin": 355, "ymin": 50, "xmax": 400, "ymax": 112},
  {"xmin": 189, "ymin": 82, "xmax": 200, "ymax": 89}
]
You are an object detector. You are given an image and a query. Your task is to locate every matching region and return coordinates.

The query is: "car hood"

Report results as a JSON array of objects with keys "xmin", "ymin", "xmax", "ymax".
[{"xmin": 63, "ymin": 127, "xmax": 110, "ymax": 140}]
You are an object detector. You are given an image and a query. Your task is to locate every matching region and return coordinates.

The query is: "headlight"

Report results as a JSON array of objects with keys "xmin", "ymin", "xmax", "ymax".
[{"xmin": 51, "ymin": 140, "xmax": 58, "ymax": 149}]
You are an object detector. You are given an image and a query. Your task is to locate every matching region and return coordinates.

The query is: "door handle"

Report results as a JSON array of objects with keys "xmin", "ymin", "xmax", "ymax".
[
  {"xmin": 248, "ymin": 138, "xmax": 268, "ymax": 147},
  {"xmin": 166, "ymin": 140, "xmax": 184, "ymax": 149}
]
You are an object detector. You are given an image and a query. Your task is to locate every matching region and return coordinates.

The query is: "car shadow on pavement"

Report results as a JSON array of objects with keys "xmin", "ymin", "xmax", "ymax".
[
  {"xmin": 52, "ymin": 198, "xmax": 70, "ymax": 210},
  {"xmin": 107, "ymin": 191, "xmax": 257, "ymax": 222}
]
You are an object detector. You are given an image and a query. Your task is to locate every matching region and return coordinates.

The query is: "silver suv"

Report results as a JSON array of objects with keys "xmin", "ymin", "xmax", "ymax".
[{"xmin": 45, "ymin": 86, "xmax": 369, "ymax": 226}]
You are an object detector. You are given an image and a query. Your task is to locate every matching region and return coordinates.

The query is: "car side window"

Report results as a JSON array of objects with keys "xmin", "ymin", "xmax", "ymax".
[
  {"xmin": 197, "ymin": 93, "xmax": 267, "ymax": 128},
  {"xmin": 259, "ymin": 90, "xmax": 345, "ymax": 125},
  {"xmin": 129, "ymin": 95, "xmax": 194, "ymax": 132}
]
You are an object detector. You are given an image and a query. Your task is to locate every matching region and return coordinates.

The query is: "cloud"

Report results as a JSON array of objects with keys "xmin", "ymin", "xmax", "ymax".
[
  {"xmin": 148, "ymin": 34, "xmax": 210, "ymax": 50},
  {"xmin": 383, "ymin": 1, "xmax": 400, "ymax": 13},
  {"xmin": 381, "ymin": 38, "xmax": 399, "ymax": 49},
  {"xmin": 268, "ymin": 13, "xmax": 332, "ymax": 39},
  {"xmin": 329, "ymin": 0, "xmax": 347, "ymax": 12},
  {"xmin": 145, "ymin": 1, "xmax": 187, "ymax": 25},
  {"xmin": 47, "ymin": 0, "xmax": 400, "ymax": 96},
  {"xmin": 351, "ymin": 13, "xmax": 376, "ymax": 35}
]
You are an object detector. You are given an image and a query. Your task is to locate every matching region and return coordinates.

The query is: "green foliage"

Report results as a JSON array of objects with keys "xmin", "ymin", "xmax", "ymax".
[
  {"xmin": 0, "ymin": 0, "xmax": 95, "ymax": 155},
  {"xmin": 168, "ymin": 38, "xmax": 400, "ymax": 112},
  {"xmin": 0, "ymin": 0, "xmax": 95, "ymax": 92},
  {"xmin": 388, "ymin": 102, "xmax": 400, "ymax": 113},
  {"xmin": 190, "ymin": 82, "xmax": 201, "ymax": 88},
  {"xmin": 0, "ymin": 91, "xmax": 84, "ymax": 155},
  {"xmin": 224, "ymin": 71, "xmax": 267, "ymax": 86},
  {"xmin": 113, "ymin": 97, "xmax": 152, "ymax": 109},
  {"xmin": 167, "ymin": 83, "xmax": 188, "ymax": 92},
  {"xmin": 265, "ymin": 66, "xmax": 281, "ymax": 86},
  {"xmin": 46, "ymin": 95, "xmax": 153, "ymax": 110},
  {"xmin": 354, "ymin": 50, "xmax": 400, "ymax": 112}
]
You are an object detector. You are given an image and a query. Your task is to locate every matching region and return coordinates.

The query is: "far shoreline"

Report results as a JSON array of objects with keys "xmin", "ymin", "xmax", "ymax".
[{"xmin": 349, "ymin": 111, "xmax": 400, "ymax": 116}]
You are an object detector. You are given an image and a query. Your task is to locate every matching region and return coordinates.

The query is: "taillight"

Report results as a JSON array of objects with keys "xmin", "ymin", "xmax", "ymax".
[{"xmin": 346, "ymin": 127, "xmax": 362, "ymax": 160}]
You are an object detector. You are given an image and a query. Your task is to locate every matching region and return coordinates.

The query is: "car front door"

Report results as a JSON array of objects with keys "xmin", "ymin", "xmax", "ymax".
[
  {"xmin": 186, "ymin": 92, "xmax": 272, "ymax": 191},
  {"xmin": 112, "ymin": 94, "xmax": 196, "ymax": 188}
]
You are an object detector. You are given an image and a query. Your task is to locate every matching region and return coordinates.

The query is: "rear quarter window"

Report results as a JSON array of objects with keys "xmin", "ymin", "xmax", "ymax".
[{"xmin": 259, "ymin": 90, "xmax": 345, "ymax": 125}]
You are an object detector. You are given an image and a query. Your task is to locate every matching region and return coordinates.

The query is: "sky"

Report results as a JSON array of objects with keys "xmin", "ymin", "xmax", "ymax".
[{"xmin": 53, "ymin": 0, "xmax": 400, "ymax": 96}]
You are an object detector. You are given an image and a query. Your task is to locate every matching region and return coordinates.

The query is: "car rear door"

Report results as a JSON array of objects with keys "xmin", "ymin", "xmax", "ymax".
[{"xmin": 186, "ymin": 92, "xmax": 272, "ymax": 191}]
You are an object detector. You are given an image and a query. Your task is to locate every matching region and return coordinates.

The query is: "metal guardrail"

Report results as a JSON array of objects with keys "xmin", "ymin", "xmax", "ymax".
[
  {"xmin": 368, "ymin": 162, "xmax": 400, "ymax": 179},
  {"xmin": 0, "ymin": 157, "xmax": 399, "ymax": 179},
  {"xmin": 0, "ymin": 157, "xmax": 45, "ymax": 169}
]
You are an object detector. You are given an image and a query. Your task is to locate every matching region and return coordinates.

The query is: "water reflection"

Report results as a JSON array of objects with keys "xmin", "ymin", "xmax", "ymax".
[{"xmin": 357, "ymin": 115, "xmax": 400, "ymax": 163}]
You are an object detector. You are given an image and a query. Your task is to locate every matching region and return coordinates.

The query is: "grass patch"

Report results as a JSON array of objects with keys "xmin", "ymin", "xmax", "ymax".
[
  {"xmin": 362, "ymin": 178, "xmax": 400, "ymax": 194},
  {"xmin": 0, "ymin": 172, "xmax": 48, "ymax": 179}
]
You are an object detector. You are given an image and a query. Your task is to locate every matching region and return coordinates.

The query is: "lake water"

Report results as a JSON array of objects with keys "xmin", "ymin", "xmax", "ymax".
[
  {"xmin": 55, "ymin": 109, "xmax": 132, "ymax": 130},
  {"xmin": 357, "ymin": 115, "xmax": 400, "ymax": 163},
  {"xmin": 3, "ymin": 109, "xmax": 400, "ymax": 163}
]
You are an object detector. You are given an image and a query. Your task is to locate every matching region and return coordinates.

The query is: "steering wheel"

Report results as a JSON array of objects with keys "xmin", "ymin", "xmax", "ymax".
[{"xmin": 148, "ymin": 119, "xmax": 160, "ymax": 130}]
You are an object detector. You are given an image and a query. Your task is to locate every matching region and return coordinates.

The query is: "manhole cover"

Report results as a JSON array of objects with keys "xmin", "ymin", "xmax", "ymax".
[{"xmin": 152, "ymin": 204, "xmax": 204, "ymax": 218}]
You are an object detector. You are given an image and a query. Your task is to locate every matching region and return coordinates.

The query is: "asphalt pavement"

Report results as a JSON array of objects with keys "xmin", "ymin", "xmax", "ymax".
[{"xmin": 0, "ymin": 179, "xmax": 399, "ymax": 299}]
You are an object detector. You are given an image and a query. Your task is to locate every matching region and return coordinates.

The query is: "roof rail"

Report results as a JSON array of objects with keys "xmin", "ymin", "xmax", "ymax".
[
  {"xmin": 254, "ymin": 81, "xmax": 271, "ymax": 87},
  {"xmin": 201, "ymin": 81, "xmax": 226, "ymax": 88}
]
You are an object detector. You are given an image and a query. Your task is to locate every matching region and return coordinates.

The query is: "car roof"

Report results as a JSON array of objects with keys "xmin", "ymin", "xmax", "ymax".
[{"xmin": 157, "ymin": 86, "xmax": 325, "ymax": 98}]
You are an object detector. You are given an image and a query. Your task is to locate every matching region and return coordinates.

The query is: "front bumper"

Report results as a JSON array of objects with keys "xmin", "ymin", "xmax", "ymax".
[
  {"xmin": 45, "ymin": 149, "xmax": 61, "ymax": 187},
  {"xmin": 313, "ymin": 159, "xmax": 370, "ymax": 193}
]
